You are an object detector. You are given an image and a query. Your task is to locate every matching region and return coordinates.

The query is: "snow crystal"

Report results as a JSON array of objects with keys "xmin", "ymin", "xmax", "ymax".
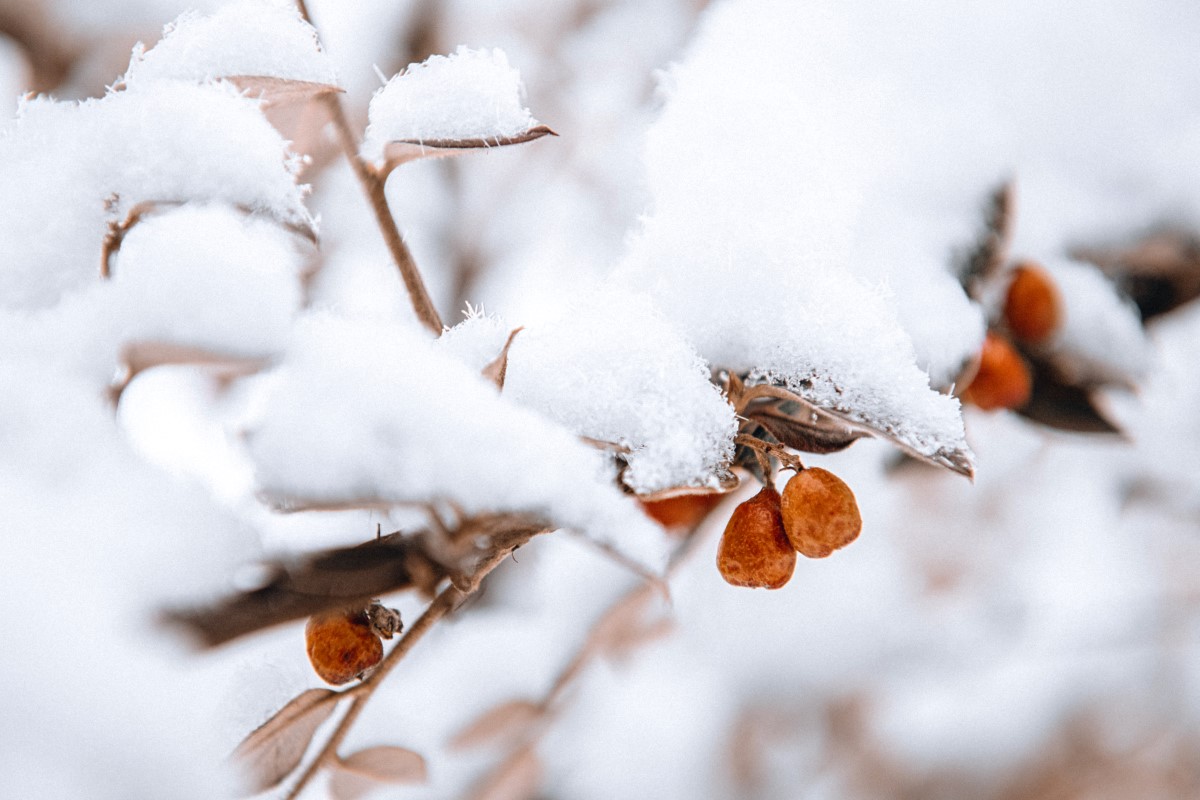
[
  {"xmin": 122, "ymin": 4, "xmax": 338, "ymax": 88},
  {"xmin": 361, "ymin": 46, "xmax": 537, "ymax": 164},
  {"xmin": 616, "ymin": 0, "xmax": 972, "ymax": 467},
  {"xmin": 0, "ymin": 80, "xmax": 309, "ymax": 310},
  {"xmin": 1040, "ymin": 258, "xmax": 1150, "ymax": 387},
  {"xmin": 246, "ymin": 314, "xmax": 672, "ymax": 572},
  {"xmin": 498, "ymin": 287, "xmax": 737, "ymax": 494}
]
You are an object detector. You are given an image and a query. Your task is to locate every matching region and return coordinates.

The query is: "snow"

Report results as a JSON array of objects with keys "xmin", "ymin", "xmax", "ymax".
[
  {"xmin": 122, "ymin": 3, "xmax": 338, "ymax": 88},
  {"xmin": 1040, "ymin": 258, "xmax": 1151, "ymax": 387},
  {"xmin": 617, "ymin": 0, "xmax": 973, "ymax": 466},
  {"xmin": 498, "ymin": 286, "xmax": 737, "ymax": 494},
  {"xmin": 246, "ymin": 314, "xmax": 673, "ymax": 572},
  {"xmin": 0, "ymin": 80, "xmax": 309, "ymax": 310},
  {"xmin": 361, "ymin": 46, "xmax": 537, "ymax": 163}
]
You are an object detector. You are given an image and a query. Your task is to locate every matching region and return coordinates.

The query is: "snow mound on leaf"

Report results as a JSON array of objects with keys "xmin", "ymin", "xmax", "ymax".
[
  {"xmin": 247, "ymin": 315, "xmax": 671, "ymax": 572},
  {"xmin": 618, "ymin": 0, "xmax": 971, "ymax": 467},
  {"xmin": 0, "ymin": 81, "xmax": 308, "ymax": 310},
  {"xmin": 499, "ymin": 287, "xmax": 737, "ymax": 494},
  {"xmin": 361, "ymin": 46, "xmax": 536, "ymax": 163},
  {"xmin": 123, "ymin": 4, "xmax": 337, "ymax": 87}
]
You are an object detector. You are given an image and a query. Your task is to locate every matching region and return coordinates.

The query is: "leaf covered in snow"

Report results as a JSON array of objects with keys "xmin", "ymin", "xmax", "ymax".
[{"xmin": 361, "ymin": 47, "xmax": 553, "ymax": 175}]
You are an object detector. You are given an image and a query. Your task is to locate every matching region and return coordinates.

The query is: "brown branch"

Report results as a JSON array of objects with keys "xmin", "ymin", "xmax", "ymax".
[
  {"xmin": 734, "ymin": 433, "xmax": 805, "ymax": 474},
  {"xmin": 295, "ymin": 0, "xmax": 444, "ymax": 335},
  {"xmin": 284, "ymin": 542, "xmax": 521, "ymax": 799}
]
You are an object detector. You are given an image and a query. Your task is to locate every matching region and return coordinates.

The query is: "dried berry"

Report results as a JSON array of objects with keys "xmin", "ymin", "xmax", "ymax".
[
  {"xmin": 716, "ymin": 486, "xmax": 795, "ymax": 589},
  {"xmin": 961, "ymin": 331, "xmax": 1032, "ymax": 411},
  {"xmin": 639, "ymin": 492, "xmax": 722, "ymax": 533},
  {"xmin": 1004, "ymin": 262, "xmax": 1062, "ymax": 343},
  {"xmin": 305, "ymin": 605, "xmax": 398, "ymax": 686},
  {"xmin": 780, "ymin": 467, "xmax": 862, "ymax": 558}
]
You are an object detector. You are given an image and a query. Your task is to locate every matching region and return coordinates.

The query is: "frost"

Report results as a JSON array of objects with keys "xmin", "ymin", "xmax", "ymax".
[
  {"xmin": 247, "ymin": 315, "xmax": 671, "ymax": 571},
  {"xmin": 0, "ymin": 81, "xmax": 309, "ymax": 310},
  {"xmin": 122, "ymin": 4, "xmax": 338, "ymax": 88},
  {"xmin": 1041, "ymin": 258, "xmax": 1150, "ymax": 387},
  {"xmin": 361, "ymin": 46, "xmax": 537, "ymax": 164},
  {"xmin": 499, "ymin": 287, "xmax": 737, "ymax": 494}
]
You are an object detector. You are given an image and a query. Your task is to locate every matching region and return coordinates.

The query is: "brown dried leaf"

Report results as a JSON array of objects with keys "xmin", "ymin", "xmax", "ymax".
[
  {"xmin": 1016, "ymin": 360, "xmax": 1123, "ymax": 435},
  {"xmin": 451, "ymin": 699, "xmax": 543, "ymax": 751},
  {"xmin": 225, "ymin": 76, "xmax": 343, "ymax": 109},
  {"xmin": 469, "ymin": 747, "xmax": 543, "ymax": 800},
  {"xmin": 745, "ymin": 398, "xmax": 867, "ymax": 454},
  {"xmin": 110, "ymin": 341, "xmax": 269, "ymax": 404},
  {"xmin": 482, "ymin": 327, "xmax": 524, "ymax": 390},
  {"xmin": 743, "ymin": 383, "xmax": 974, "ymax": 479},
  {"xmin": 634, "ymin": 472, "xmax": 740, "ymax": 503},
  {"xmin": 231, "ymin": 688, "xmax": 337, "ymax": 794},
  {"xmin": 377, "ymin": 125, "xmax": 557, "ymax": 178},
  {"xmin": 958, "ymin": 180, "xmax": 1015, "ymax": 298},
  {"xmin": 1072, "ymin": 228, "xmax": 1200, "ymax": 322},
  {"xmin": 329, "ymin": 746, "xmax": 428, "ymax": 799}
]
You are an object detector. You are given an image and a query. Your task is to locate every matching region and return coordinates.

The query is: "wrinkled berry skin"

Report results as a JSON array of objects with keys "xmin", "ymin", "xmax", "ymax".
[
  {"xmin": 781, "ymin": 467, "xmax": 862, "ymax": 558},
  {"xmin": 305, "ymin": 609, "xmax": 384, "ymax": 686},
  {"xmin": 962, "ymin": 332, "xmax": 1032, "ymax": 411},
  {"xmin": 1004, "ymin": 263, "xmax": 1062, "ymax": 344},
  {"xmin": 716, "ymin": 486, "xmax": 795, "ymax": 589}
]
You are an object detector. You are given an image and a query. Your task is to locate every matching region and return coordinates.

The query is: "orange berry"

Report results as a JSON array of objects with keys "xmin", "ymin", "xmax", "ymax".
[
  {"xmin": 1003, "ymin": 262, "xmax": 1062, "ymax": 343},
  {"xmin": 639, "ymin": 493, "xmax": 723, "ymax": 533},
  {"xmin": 305, "ymin": 608, "xmax": 384, "ymax": 685},
  {"xmin": 961, "ymin": 332, "xmax": 1032, "ymax": 411},
  {"xmin": 780, "ymin": 467, "xmax": 862, "ymax": 558},
  {"xmin": 716, "ymin": 486, "xmax": 796, "ymax": 589}
]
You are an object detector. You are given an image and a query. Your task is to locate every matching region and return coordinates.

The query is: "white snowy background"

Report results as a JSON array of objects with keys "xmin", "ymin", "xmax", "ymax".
[{"xmin": 2, "ymin": 0, "xmax": 1200, "ymax": 797}]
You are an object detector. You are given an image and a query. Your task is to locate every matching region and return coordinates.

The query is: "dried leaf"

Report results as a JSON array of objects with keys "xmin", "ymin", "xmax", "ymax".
[
  {"xmin": 231, "ymin": 688, "xmax": 337, "ymax": 794},
  {"xmin": 329, "ymin": 746, "xmax": 428, "ymax": 799},
  {"xmin": 469, "ymin": 747, "xmax": 543, "ymax": 800},
  {"xmin": 634, "ymin": 472, "xmax": 740, "ymax": 503},
  {"xmin": 376, "ymin": 125, "xmax": 557, "ymax": 179},
  {"xmin": 225, "ymin": 76, "xmax": 343, "ymax": 109},
  {"xmin": 742, "ymin": 382, "xmax": 975, "ymax": 479},
  {"xmin": 745, "ymin": 398, "xmax": 867, "ymax": 454},
  {"xmin": 1016, "ymin": 361, "xmax": 1123, "ymax": 435},
  {"xmin": 958, "ymin": 180, "xmax": 1015, "ymax": 297},
  {"xmin": 110, "ymin": 341, "xmax": 269, "ymax": 404},
  {"xmin": 482, "ymin": 327, "xmax": 524, "ymax": 390},
  {"xmin": 451, "ymin": 699, "xmax": 543, "ymax": 751},
  {"xmin": 163, "ymin": 532, "xmax": 436, "ymax": 648},
  {"xmin": 1072, "ymin": 228, "xmax": 1200, "ymax": 322}
]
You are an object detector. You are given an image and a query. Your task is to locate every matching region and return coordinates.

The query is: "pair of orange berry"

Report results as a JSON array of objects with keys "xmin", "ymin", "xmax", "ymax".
[
  {"xmin": 962, "ymin": 262, "xmax": 1062, "ymax": 411},
  {"xmin": 716, "ymin": 467, "xmax": 862, "ymax": 589}
]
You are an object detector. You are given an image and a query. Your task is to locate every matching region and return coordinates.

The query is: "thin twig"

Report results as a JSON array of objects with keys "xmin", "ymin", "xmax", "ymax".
[
  {"xmin": 294, "ymin": 0, "xmax": 444, "ymax": 335},
  {"xmin": 734, "ymin": 433, "xmax": 805, "ymax": 473},
  {"xmin": 283, "ymin": 542, "xmax": 522, "ymax": 798}
]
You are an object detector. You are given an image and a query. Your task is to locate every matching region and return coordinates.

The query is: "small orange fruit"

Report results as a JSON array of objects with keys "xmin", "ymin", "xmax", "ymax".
[
  {"xmin": 716, "ymin": 485, "xmax": 796, "ymax": 589},
  {"xmin": 1003, "ymin": 262, "xmax": 1062, "ymax": 343},
  {"xmin": 305, "ymin": 603, "xmax": 400, "ymax": 685},
  {"xmin": 640, "ymin": 492, "xmax": 723, "ymax": 534},
  {"xmin": 961, "ymin": 332, "xmax": 1032, "ymax": 411},
  {"xmin": 780, "ymin": 467, "xmax": 862, "ymax": 558}
]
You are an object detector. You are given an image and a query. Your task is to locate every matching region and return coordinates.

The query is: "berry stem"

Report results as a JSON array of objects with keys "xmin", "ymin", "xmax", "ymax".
[{"xmin": 734, "ymin": 433, "xmax": 806, "ymax": 474}]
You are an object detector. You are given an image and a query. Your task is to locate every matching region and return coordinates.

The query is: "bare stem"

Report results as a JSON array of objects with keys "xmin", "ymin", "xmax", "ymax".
[
  {"xmin": 295, "ymin": 0, "xmax": 444, "ymax": 335},
  {"xmin": 734, "ymin": 432, "xmax": 805, "ymax": 473}
]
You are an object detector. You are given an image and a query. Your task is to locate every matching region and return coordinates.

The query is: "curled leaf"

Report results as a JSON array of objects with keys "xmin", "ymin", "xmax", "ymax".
[
  {"xmin": 451, "ymin": 699, "xmax": 543, "ymax": 751},
  {"xmin": 231, "ymin": 688, "xmax": 338, "ymax": 794},
  {"xmin": 225, "ymin": 76, "xmax": 343, "ymax": 110},
  {"xmin": 958, "ymin": 180, "xmax": 1015, "ymax": 298},
  {"xmin": 329, "ymin": 746, "xmax": 428, "ymax": 799},
  {"xmin": 375, "ymin": 125, "xmax": 557, "ymax": 179},
  {"xmin": 1072, "ymin": 228, "xmax": 1200, "ymax": 322},
  {"xmin": 1016, "ymin": 360, "xmax": 1123, "ymax": 435}
]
